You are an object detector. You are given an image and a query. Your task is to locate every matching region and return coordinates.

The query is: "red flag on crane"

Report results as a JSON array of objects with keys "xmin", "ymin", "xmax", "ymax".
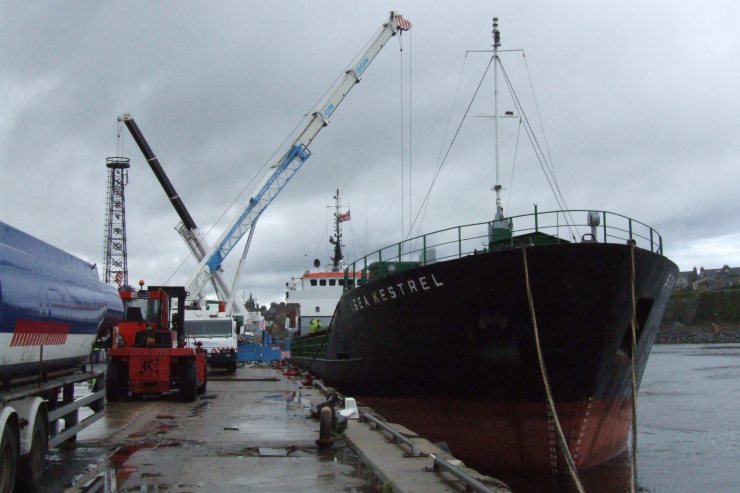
[
  {"xmin": 394, "ymin": 15, "xmax": 412, "ymax": 31},
  {"xmin": 337, "ymin": 211, "xmax": 351, "ymax": 223}
]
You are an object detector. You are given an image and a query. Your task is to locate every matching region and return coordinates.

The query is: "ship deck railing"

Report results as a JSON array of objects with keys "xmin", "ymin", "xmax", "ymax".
[
  {"xmin": 344, "ymin": 209, "xmax": 664, "ymax": 289},
  {"xmin": 290, "ymin": 330, "xmax": 329, "ymax": 358}
]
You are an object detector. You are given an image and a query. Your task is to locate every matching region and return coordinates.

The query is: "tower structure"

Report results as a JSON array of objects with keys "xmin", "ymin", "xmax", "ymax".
[{"xmin": 103, "ymin": 156, "xmax": 131, "ymax": 287}]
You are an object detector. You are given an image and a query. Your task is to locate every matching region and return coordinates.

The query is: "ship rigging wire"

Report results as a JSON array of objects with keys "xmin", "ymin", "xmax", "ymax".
[
  {"xmin": 504, "ymin": 118, "xmax": 524, "ymax": 215},
  {"xmin": 405, "ymin": 54, "xmax": 494, "ymax": 241},
  {"xmin": 400, "ymin": 30, "xmax": 405, "ymax": 242},
  {"xmin": 522, "ymin": 52, "xmax": 556, "ymax": 179},
  {"xmin": 398, "ymin": 29, "xmax": 415, "ymax": 243},
  {"xmin": 406, "ymin": 51, "xmax": 582, "ymax": 244},
  {"xmin": 497, "ymin": 58, "xmax": 579, "ymax": 239}
]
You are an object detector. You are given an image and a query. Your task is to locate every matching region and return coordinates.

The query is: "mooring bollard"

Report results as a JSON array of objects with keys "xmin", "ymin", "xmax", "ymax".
[{"xmin": 317, "ymin": 406, "xmax": 334, "ymax": 449}]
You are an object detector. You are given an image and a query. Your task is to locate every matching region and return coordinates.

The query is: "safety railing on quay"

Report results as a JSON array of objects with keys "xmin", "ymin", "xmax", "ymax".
[
  {"xmin": 343, "ymin": 209, "xmax": 664, "ymax": 290},
  {"xmin": 362, "ymin": 412, "xmax": 420, "ymax": 456},
  {"xmin": 428, "ymin": 453, "xmax": 502, "ymax": 493},
  {"xmin": 362, "ymin": 412, "xmax": 501, "ymax": 493}
]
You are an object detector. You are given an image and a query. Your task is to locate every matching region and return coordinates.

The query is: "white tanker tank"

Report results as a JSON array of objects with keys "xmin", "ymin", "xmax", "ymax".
[
  {"xmin": 0, "ymin": 221, "xmax": 123, "ymax": 381},
  {"xmin": 0, "ymin": 220, "xmax": 123, "ymax": 492}
]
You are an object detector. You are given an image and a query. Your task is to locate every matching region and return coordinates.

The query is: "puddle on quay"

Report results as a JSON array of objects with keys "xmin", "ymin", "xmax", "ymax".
[
  {"xmin": 38, "ymin": 445, "xmax": 109, "ymax": 493},
  {"xmin": 261, "ymin": 390, "xmax": 309, "ymax": 418},
  {"xmin": 48, "ymin": 439, "xmax": 388, "ymax": 492},
  {"xmin": 187, "ymin": 399, "xmax": 211, "ymax": 417},
  {"xmin": 41, "ymin": 381, "xmax": 385, "ymax": 491},
  {"xmin": 264, "ymin": 391, "xmax": 297, "ymax": 401}
]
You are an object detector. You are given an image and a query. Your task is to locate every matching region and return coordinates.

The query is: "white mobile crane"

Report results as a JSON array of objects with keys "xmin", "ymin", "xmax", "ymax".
[
  {"xmin": 116, "ymin": 113, "xmax": 247, "ymax": 315},
  {"xmin": 184, "ymin": 11, "xmax": 412, "ymax": 307}
]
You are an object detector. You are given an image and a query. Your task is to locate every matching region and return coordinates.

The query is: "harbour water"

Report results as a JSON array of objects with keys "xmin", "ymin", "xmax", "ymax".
[
  {"xmin": 636, "ymin": 343, "xmax": 740, "ymax": 492},
  {"xmin": 499, "ymin": 344, "xmax": 740, "ymax": 492}
]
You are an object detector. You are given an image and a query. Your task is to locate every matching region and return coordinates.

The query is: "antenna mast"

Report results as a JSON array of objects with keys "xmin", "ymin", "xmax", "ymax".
[
  {"xmin": 486, "ymin": 17, "xmax": 512, "ymax": 247},
  {"xmin": 492, "ymin": 17, "xmax": 504, "ymax": 221},
  {"xmin": 329, "ymin": 189, "xmax": 345, "ymax": 271}
]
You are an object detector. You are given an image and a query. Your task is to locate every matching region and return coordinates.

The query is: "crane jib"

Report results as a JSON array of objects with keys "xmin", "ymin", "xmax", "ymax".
[
  {"xmin": 187, "ymin": 11, "xmax": 411, "ymax": 301},
  {"xmin": 355, "ymin": 56, "xmax": 371, "ymax": 77},
  {"xmin": 205, "ymin": 144, "xmax": 311, "ymax": 274}
]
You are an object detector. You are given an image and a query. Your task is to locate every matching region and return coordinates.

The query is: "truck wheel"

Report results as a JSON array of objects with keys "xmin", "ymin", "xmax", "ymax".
[
  {"xmin": 197, "ymin": 368, "xmax": 207, "ymax": 395},
  {"xmin": 227, "ymin": 361, "xmax": 237, "ymax": 374},
  {"xmin": 0, "ymin": 421, "xmax": 18, "ymax": 493},
  {"xmin": 16, "ymin": 410, "xmax": 48, "ymax": 491},
  {"xmin": 105, "ymin": 360, "xmax": 120, "ymax": 401},
  {"xmin": 181, "ymin": 359, "xmax": 197, "ymax": 402}
]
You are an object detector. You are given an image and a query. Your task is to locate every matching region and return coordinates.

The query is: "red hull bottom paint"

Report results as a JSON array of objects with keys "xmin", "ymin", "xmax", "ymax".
[{"xmin": 358, "ymin": 396, "xmax": 633, "ymax": 474}]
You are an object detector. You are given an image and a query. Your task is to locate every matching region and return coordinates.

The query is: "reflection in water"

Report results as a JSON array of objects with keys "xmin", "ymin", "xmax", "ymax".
[
  {"xmin": 473, "ymin": 344, "xmax": 740, "ymax": 492},
  {"xmin": 493, "ymin": 451, "xmax": 635, "ymax": 493}
]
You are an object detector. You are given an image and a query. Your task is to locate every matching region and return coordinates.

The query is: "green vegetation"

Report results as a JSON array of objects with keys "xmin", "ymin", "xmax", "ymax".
[{"xmin": 663, "ymin": 289, "xmax": 740, "ymax": 326}]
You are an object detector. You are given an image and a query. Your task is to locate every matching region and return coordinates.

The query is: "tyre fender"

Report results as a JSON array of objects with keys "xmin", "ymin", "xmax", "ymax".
[
  {"xmin": 0, "ymin": 410, "xmax": 20, "ymax": 493},
  {"xmin": 0, "ymin": 406, "xmax": 18, "ymax": 444},
  {"xmin": 9, "ymin": 397, "xmax": 46, "ymax": 456}
]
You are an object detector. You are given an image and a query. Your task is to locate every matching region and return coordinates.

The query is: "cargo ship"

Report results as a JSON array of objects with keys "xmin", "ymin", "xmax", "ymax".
[{"xmin": 291, "ymin": 19, "xmax": 678, "ymax": 474}]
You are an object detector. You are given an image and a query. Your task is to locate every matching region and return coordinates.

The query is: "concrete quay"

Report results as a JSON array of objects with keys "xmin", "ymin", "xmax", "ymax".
[{"xmin": 55, "ymin": 365, "xmax": 509, "ymax": 493}]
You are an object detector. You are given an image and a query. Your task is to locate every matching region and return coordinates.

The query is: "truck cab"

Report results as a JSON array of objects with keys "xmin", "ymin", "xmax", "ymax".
[{"xmin": 183, "ymin": 303, "xmax": 238, "ymax": 374}]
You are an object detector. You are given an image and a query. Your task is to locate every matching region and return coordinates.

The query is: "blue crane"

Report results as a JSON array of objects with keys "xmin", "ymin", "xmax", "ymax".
[{"xmin": 185, "ymin": 11, "xmax": 412, "ymax": 304}]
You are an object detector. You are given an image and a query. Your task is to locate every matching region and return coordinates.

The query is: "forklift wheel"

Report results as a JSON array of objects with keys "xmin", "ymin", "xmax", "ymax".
[
  {"xmin": 197, "ymin": 368, "xmax": 207, "ymax": 395},
  {"xmin": 181, "ymin": 359, "xmax": 198, "ymax": 402}
]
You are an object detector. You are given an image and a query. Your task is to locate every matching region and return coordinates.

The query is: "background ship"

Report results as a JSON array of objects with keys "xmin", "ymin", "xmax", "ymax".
[{"xmin": 286, "ymin": 189, "xmax": 356, "ymax": 337}]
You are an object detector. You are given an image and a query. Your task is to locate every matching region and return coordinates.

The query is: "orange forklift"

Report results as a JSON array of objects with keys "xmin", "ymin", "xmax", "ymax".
[{"xmin": 106, "ymin": 282, "xmax": 207, "ymax": 401}]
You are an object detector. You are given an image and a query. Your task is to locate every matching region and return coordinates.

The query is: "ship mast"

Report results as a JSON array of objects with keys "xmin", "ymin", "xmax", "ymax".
[
  {"xmin": 492, "ymin": 17, "xmax": 504, "ymax": 221},
  {"xmin": 329, "ymin": 188, "xmax": 344, "ymax": 271},
  {"xmin": 487, "ymin": 17, "xmax": 512, "ymax": 246}
]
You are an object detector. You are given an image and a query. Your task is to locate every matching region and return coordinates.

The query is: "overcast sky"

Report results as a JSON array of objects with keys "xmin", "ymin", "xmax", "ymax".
[{"xmin": 2, "ymin": 1, "xmax": 739, "ymax": 306}]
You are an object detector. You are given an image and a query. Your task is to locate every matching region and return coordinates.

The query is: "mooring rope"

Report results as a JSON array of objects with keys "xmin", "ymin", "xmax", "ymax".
[
  {"xmin": 521, "ymin": 246, "xmax": 586, "ymax": 493},
  {"xmin": 628, "ymin": 241, "xmax": 639, "ymax": 493}
]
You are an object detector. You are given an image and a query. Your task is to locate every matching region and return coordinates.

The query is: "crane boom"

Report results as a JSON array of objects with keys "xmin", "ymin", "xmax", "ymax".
[
  {"xmin": 117, "ymin": 113, "xmax": 246, "ymax": 314},
  {"xmin": 185, "ymin": 11, "xmax": 411, "ymax": 302}
]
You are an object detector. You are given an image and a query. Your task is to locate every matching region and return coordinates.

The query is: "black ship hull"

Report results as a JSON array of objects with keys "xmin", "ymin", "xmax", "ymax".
[{"xmin": 292, "ymin": 242, "xmax": 677, "ymax": 473}]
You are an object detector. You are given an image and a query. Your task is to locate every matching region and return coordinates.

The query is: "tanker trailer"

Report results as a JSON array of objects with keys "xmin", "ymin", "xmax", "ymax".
[{"xmin": 0, "ymin": 221, "xmax": 123, "ymax": 492}]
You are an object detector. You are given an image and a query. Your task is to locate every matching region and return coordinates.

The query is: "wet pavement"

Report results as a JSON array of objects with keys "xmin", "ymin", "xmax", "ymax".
[
  {"xmin": 36, "ymin": 365, "xmax": 508, "ymax": 493},
  {"xmin": 44, "ymin": 366, "xmax": 384, "ymax": 492}
]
